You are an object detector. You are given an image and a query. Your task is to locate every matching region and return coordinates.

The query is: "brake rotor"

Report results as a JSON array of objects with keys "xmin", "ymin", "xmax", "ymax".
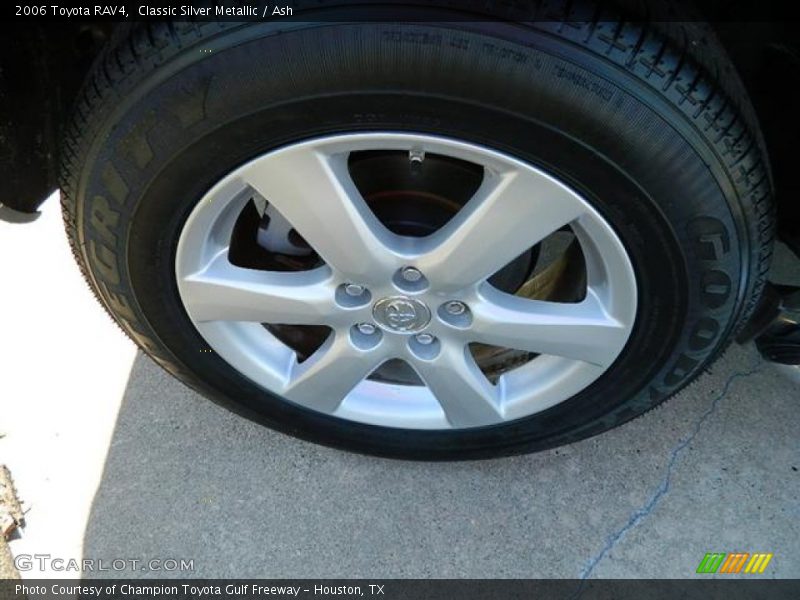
[{"xmin": 472, "ymin": 239, "xmax": 586, "ymax": 382}]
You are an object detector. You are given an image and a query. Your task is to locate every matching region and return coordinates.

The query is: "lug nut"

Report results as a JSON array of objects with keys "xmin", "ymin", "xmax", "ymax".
[
  {"xmin": 415, "ymin": 333, "xmax": 435, "ymax": 345},
  {"xmin": 444, "ymin": 301, "xmax": 467, "ymax": 315},
  {"xmin": 400, "ymin": 267, "xmax": 423, "ymax": 282},
  {"xmin": 344, "ymin": 283, "xmax": 365, "ymax": 297},
  {"xmin": 357, "ymin": 323, "xmax": 376, "ymax": 335}
]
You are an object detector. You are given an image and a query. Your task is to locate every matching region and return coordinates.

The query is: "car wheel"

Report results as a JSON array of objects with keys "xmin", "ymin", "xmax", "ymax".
[{"xmin": 61, "ymin": 10, "xmax": 774, "ymax": 459}]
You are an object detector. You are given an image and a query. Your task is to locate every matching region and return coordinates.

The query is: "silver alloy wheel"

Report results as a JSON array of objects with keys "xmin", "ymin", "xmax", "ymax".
[{"xmin": 175, "ymin": 133, "xmax": 637, "ymax": 430}]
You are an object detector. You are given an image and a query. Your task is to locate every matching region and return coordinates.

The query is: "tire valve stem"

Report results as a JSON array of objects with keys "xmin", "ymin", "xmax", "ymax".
[{"xmin": 409, "ymin": 149, "xmax": 425, "ymax": 165}]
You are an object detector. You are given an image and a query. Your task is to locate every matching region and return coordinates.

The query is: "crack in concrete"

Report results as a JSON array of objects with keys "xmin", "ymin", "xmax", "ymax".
[{"xmin": 574, "ymin": 358, "xmax": 764, "ymax": 588}]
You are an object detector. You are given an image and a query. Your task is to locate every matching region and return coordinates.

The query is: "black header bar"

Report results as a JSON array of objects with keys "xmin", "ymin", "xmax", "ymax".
[{"xmin": 3, "ymin": 0, "xmax": 800, "ymax": 23}]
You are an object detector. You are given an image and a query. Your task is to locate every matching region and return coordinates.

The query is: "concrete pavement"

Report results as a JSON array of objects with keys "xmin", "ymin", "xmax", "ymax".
[{"xmin": 82, "ymin": 342, "xmax": 798, "ymax": 579}]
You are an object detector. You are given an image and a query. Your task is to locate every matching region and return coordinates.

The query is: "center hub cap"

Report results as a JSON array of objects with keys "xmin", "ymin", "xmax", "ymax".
[{"xmin": 373, "ymin": 296, "xmax": 431, "ymax": 333}]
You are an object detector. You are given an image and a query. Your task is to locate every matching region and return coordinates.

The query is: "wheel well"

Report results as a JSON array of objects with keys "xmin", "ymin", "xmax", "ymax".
[{"xmin": 0, "ymin": 23, "xmax": 110, "ymax": 213}]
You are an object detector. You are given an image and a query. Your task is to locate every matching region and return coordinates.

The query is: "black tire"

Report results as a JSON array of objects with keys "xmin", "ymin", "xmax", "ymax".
[{"xmin": 61, "ymin": 7, "xmax": 774, "ymax": 459}]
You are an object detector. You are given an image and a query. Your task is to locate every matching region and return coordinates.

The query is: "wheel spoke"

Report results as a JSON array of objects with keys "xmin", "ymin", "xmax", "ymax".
[
  {"xmin": 412, "ymin": 345, "xmax": 503, "ymax": 427},
  {"xmin": 240, "ymin": 145, "xmax": 400, "ymax": 284},
  {"xmin": 416, "ymin": 169, "xmax": 587, "ymax": 291},
  {"xmin": 470, "ymin": 285, "xmax": 629, "ymax": 367},
  {"xmin": 180, "ymin": 250, "xmax": 337, "ymax": 324},
  {"xmin": 283, "ymin": 332, "xmax": 385, "ymax": 412}
]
